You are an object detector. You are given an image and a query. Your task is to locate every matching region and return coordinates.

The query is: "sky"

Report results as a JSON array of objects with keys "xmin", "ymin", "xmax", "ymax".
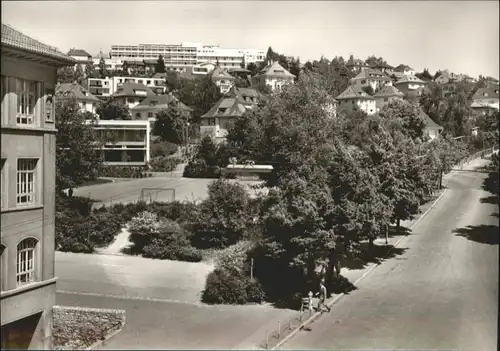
[{"xmin": 2, "ymin": 1, "xmax": 499, "ymax": 78}]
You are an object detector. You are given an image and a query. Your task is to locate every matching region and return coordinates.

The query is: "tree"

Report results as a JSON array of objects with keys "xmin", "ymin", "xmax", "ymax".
[
  {"xmin": 57, "ymin": 66, "xmax": 77, "ymax": 83},
  {"xmin": 365, "ymin": 55, "xmax": 387, "ymax": 67},
  {"xmin": 99, "ymin": 57, "xmax": 107, "ymax": 79},
  {"xmin": 416, "ymin": 68, "xmax": 433, "ymax": 81},
  {"xmin": 378, "ymin": 99, "xmax": 425, "ymax": 141},
  {"xmin": 152, "ymin": 101, "xmax": 188, "ymax": 145},
  {"xmin": 247, "ymin": 62, "xmax": 259, "ymax": 76},
  {"xmin": 192, "ymin": 179, "xmax": 253, "ymax": 248},
  {"xmin": 155, "ymin": 55, "xmax": 166, "ymax": 74},
  {"xmin": 96, "ymin": 99, "xmax": 131, "ymax": 120},
  {"xmin": 85, "ymin": 61, "xmax": 94, "ymax": 78},
  {"xmin": 55, "ymin": 98, "xmax": 104, "ymax": 191},
  {"xmin": 74, "ymin": 65, "xmax": 85, "ymax": 84}
]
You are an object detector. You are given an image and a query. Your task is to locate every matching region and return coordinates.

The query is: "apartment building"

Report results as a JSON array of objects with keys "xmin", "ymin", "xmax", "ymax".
[
  {"xmin": 1, "ymin": 24, "xmax": 75, "ymax": 349},
  {"xmin": 109, "ymin": 42, "xmax": 265, "ymax": 69},
  {"xmin": 56, "ymin": 82, "xmax": 100, "ymax": 115},
  {"xmin": 88, "ymin": 120, "xmax": 151, "ymax": 165},
  {"xmin": 86, "ymin": 76, "xmax": 165, "ymax": 98}
]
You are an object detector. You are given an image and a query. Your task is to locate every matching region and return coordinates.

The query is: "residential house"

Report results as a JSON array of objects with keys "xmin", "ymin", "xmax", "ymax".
[
  {"xmin": 201, "ymin": 86, "xmax": 261, "ymax": 142},
  {"xmin": 393, "ymin": 75, "xmax": 426, "ymax": 95},
  {"xmin": 88, "ymin": 119, "xmax": 151, "ymax": 166},
  {"xmin": 111, "ymin": 82, "xmax": 156, "ymax": 109},
  {"xmin": 122, "ymin": 60, "xmax": 146, "ymax": 75},
  {"xmin": 420, "ymin": 109, "xmax": 444, "ymax": 140},
  {"xmin": 335, "ymin": 85, "xmax": 376, "ymax": 115},
  {"xmin": 470, "ymin": 87, "xmax": 499, "ymax": 116},
  {"xmin": 55, "ymin": 82, "xmax": 100, "ymax": 115},
  {"xmin": 350, "ymin": 68, "xmax": 392, "ymax": 93},
  {"xmin": 393, "ymin": 64, "xmax": 416, "ymax": 76},
  {"xmin": 1, "ymin": 23, "xmax": 75, "ymax": 349},
  {"xmin": 373, "ymin": 85, "xmax": 404, "ymax": 111},
  {"xmin": 371, "ymin": 63, "xmax": 394, "ymax": 74},
  {"xmin": 211, "ymin": 66, "xmax": 236, "ymax": 94},
  {"xmin": 67, "ymin": 48, "xmax": 92, "ymax": 73},
  {"xmin": 86, "ymin": 77, "xmax": 164, "ymax": 100},
  {"xmin": 346, "ymin": 58, "xmax": 371, "ymax": 72},
  {"xmin": 130, "ymin": 93, "xmax": 193, "ymax": 121},
  {"xmin": 251, "ymin": 61, "xmax": 295, "ymax": 92}
]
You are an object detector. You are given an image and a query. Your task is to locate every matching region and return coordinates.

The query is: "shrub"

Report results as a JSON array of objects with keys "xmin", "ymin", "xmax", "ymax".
[
  {"xmin": 147, "ymin": 201, "xmax": 200, "ymax": 228},
  {"xmin": 98, "ymin": 166, "xmax": 147, "ymax": 178},
  {"xmin": 128, "ymin": 211, "xmax": 160, "ymax": 251},
  {"xmin": 175, "ymin": 246, "xmax": 203, "ymax": 262},
  {"xmin": 88, "ymin": 213, "xmax": 122, "ymax": 247},
  {"xmin": 183, "ymin": 159, "xmax": 220, "ymax": 178},
  {"xmin": 202, "ymin": 268, "xmax": 249, "ymax": 304},
  {"xmin": 149, "ymin": 156, "xmax": 182, "ymax": 172},
  {"xmin": 245, "ymin": 280, "xmax": 266, "ymax": 303},
  {"xmin": 151, "ymin": 141, "xmax": 178, "ymax": 157}
]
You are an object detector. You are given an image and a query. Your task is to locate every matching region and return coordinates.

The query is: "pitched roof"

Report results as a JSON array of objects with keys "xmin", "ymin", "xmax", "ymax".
[
  {"xmin": 114, "ymin": 82, "xmax": 155, "ymax": 97},
  {"xmin": 211, "ymin": 66, "xmax": 236, "ymax": 81},
  {"xmin": 472, "ymin": 88, "xmax": 499, "ymax": 100},
  {"xmin": 394, "ymin": 64, "xmax": 414, "ymax": 72},
  {"xmin": 56, "ymin": 83, "xmax": 100, "ymax": 102},
  {"xmin": 470, "ymin": 101, "xmax": 498, "ymax": 109},
  {"xmin": 255, "ymin": 61, "xmax": 295, "ymax": 79},
  {"xmin": 394, "ymin": 75, "xmax": 426, "ymax": 85},
  {"xmin": 202, "ymin": 87, "xmax": 260, "ymax": 119},
  {"xmin": 336, "ymin": 85, "xmax": 375, "ymax": 100},
  {"xmin": 1, "ymin": 23, "xmax": 75, "ymax": 65},
  {"xmin": 352, "ymin": 68, "xmax": 392, "ymax": 82},
  {"xmin": 131, "ymin": 93, "xmax": 193, "ymax": 111},
  {"xmin": 373, "ymin": 85, "xmax": 404, "ymax": 98},
  {"xmin": 420, "ymin": 109, "xmax": 443, "ymax": 130},
  {"xmin": 67, "ymin": 48, "xmax": 91, "ymax": 57}
]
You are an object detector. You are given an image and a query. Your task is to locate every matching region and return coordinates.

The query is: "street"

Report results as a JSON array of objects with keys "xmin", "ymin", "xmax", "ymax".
[{"xmin": 281, "ymin": 158, "xmax": 499, "ymax": 350}]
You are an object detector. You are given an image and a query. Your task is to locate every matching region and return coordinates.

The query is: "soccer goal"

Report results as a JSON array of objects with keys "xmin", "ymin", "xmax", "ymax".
[{"xmin": 139, "ymin": 188, "xmax": 176, "ymax": 203}]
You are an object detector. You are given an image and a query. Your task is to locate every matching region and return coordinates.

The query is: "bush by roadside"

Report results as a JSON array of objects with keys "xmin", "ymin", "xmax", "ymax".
[
  {"xmin": 53, "ymin": 305, "xmax": 125, "ymax": 350},
  {"xmin": 150, "ymin": 140, "xmax": 178, "ymax": 158},
  {"xmin": 127, "ymin": 211, "xmax": 203, "ymax": 262},
  {"xmin": 98, "ymin": 166, "xmax": 153, "ymax": 178},
  {"xmin": 149, "ymin": 156, "xmax": 182, "ymax": 172}
]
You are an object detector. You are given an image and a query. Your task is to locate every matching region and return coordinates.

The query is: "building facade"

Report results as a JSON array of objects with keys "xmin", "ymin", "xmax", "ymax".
[
  {"xmin": 67, "ymin": 48, "xmax": 92, "ymax": 72},
  {"xmin": 109, "ymin": 42, "xmax": 265, "ymax": 69},
  {"xmin": 350, "ymin": 68, "xmax": 392, "ymax": 92},
  {"xmin": 130, "ymin": 93, "xmax": 192, "ymax": 121},
  {"xmin": 336, "ymin": 85, "xmax": 377, "ymax": 115},
  {"xmin": 201, "ymin": 87, "xmax": 260, "ymax": 142},
  {"xmin": 1, "ymin": 23, "xmax": 75, "ymax": 349},
  {"xmin": 251, "ymin": 61, "xmax": 295, "ymax": 92},
  {"xmin": 112, "ymin": 82, "xmax": 156, "ymax": 109},
  {"xmin": 89, "ymin": 120, "xmax": 151, "ymax": 166},
  {"xmin": 86, "ymin": 77, "xmax": 164, "ymax": 98},
  {"xmin": 373, "ymin": 85, "xmax": 404, "ymax": 111},
  {"xmin": 56, "ymin": 82, "xmax": 100, "ymax": 115},
  {"xmin": 393, "ymin": 75, "xmax": 427, "ymax": 95}
]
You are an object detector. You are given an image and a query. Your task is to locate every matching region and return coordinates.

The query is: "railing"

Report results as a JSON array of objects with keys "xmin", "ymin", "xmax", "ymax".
[{"xmin": 454, "ymin": 146, "xmax": 498, "ymax": 170}]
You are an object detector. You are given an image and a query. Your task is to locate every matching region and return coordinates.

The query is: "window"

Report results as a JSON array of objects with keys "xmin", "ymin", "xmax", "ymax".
[
  {"xmin": 16, "ymin": 79, "xmax": 37, "ymax": 125},
  {"xmin": 135, "ymin": 112, "xmax": 141, "ymax": 118},
  {"xmin": 148, "ymin": 112, "xmax": 154, "ymax": 118},
  {"xmin": 1, "ymin": 159, "xmax": 6, "ymax": 209},
  {"xmin": 45, "ymin": 87, "xmax": 55, "ymax": 122},
  {"xmin": 384, "ymin": 97, "xmax": 389, "ymax": 102},
  {"xmin": 17, "ymin": 238, "xmax": 37, "ymax": 285},
  {"xmin": 361, "ymin": 80, "xmax": 366, "ymax": 84},
  {"xmin": 147, "ymin": 80, "xmax": 151, "ymax": 85},
  {"xmin": 16, "ymin": 159, "xmax": 38, "ymax": 205},
  {"xmin": 128, "ymin": 99, "xmax": 135, "ymax": 104},
  {"xmin": 209, "ymin": 118, "xmax": 216, "ymax": 126}
]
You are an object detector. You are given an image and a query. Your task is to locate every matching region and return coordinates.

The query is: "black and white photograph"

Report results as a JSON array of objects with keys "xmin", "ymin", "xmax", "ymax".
[{"xmin": 0, "ymin": 1, "xmax": 499, "ymax": 350}]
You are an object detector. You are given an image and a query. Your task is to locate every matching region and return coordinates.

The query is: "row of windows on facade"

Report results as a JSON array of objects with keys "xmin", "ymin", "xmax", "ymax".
[
  {"xmin": 1, "ymin": 76, "xmax": 55, "ymax": 126},
  {"xmin": 1, "ymin": 158, "xmax": 39, "ymax": 209},
  {"xmin": 0, "ymin": 238, "xmax": 38, "ymax": 291}
]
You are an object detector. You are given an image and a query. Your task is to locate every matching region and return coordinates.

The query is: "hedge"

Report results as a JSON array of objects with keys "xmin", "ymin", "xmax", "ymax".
[
  {"xmin": 149, "ymin": 156, "xmax": 182, "ymax": 172},
  {"xmin": 98, "ymin": 166, "xmax": 152, "ymax": 178}
]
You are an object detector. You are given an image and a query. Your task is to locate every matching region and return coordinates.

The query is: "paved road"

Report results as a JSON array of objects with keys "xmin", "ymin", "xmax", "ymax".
[
  {"xmin": 55, "ymin": 252, "xmax": 214, "ymax": 303},
  {"xmin": 281, "ymin": 158, "xmax": 499, "ymax": 350}
]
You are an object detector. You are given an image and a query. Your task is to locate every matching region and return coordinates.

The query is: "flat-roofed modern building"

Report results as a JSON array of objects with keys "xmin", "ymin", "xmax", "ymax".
[
  {"xmin": 1, "ymin": 23, "xmax": 75, "ymax": 349},
  {"xmin": 88, "ymin": 119, "xmax": 151, "ymax": 166}
]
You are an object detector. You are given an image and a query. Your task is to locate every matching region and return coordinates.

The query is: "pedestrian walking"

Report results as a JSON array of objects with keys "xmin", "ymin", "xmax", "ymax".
[{"xmin": 316, "ymin": 278, "xmax": 331, "ymax": 313}]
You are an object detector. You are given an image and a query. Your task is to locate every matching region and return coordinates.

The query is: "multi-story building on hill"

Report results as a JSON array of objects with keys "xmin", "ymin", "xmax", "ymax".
[
  {"xmin": 1, "ymin": 23, "xmax": 75, "ymax": 350},
  {"xmin": 108, "ymin": 42, "xmax": 265, "ymax": 70}
]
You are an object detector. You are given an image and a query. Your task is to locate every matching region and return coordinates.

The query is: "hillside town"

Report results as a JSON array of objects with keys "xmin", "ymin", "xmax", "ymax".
[{"xmin": 1, "ymin": 2, "xmax": 499, "ymax": 350}]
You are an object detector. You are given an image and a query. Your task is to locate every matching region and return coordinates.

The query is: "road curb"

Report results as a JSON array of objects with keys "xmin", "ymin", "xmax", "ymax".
[{"xmin": 271, "ymin": 189, "xmax": 449, "ymax": 350}]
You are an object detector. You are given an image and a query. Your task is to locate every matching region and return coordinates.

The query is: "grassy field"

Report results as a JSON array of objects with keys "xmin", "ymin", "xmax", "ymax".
[{"xmin": 73, "ymin": 177, "xmax": 266, "ymax": 206}]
